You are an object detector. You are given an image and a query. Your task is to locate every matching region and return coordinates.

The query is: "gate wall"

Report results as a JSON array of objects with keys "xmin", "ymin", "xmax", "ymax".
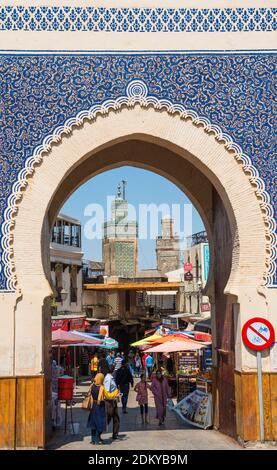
[{"xmin": 0, "ymin": 1, "xmax": 276, "ymax": 448}]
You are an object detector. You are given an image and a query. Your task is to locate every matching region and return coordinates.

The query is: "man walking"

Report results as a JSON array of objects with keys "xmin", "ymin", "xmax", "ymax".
[
  {"xmin": 90, "ymin": 353, "xmax": 99, "ymax": 379},
  {"xmin": 146, "ymin": 353, "xmax": 153, "ymax": 379},
  {"xmin": 104, "ymin": 366, "xmax": 121, "ymax": 441},
  {"xmin": 113, "ymin": 352, "xmax": 123, "ymax": 379},
  {"xmin": 116, "ymin": 360, "xmax": 134, "ymax": 414}
]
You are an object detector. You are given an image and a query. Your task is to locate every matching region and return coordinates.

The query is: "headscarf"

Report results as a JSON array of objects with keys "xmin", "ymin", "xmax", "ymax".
[
  {"xmin": 156, "ymin": 369, "xmax": 164, "ymax": 383},
  {"xmin": 94, "ymin": 373, "xmax": 105, "ymax": 402}
]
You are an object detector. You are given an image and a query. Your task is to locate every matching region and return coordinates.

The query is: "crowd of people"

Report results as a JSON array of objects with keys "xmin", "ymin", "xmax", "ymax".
[{"xmin": 86, "ymin": 349, "xmax": 171, "ymax": 445}]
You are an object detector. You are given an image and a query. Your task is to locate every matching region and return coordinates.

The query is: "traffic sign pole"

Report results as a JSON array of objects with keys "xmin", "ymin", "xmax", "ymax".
[
  {"xmin": 241, "ymin": 317, "xmax": 275, "ymax": 442},
  {"xmin": 256, "ymin": 351, "xmax": 264, "ymax": 442}
]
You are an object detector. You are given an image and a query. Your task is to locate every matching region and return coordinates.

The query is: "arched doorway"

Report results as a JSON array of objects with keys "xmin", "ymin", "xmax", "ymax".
[{"xmin": 1, "ymin": 99, "xmax": 274, "ymax": 448}]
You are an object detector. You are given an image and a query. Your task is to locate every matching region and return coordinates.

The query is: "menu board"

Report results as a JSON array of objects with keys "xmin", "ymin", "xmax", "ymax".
[{"xmin": 178, "ymin": 351, "xmax": 199, "ymax": 371}]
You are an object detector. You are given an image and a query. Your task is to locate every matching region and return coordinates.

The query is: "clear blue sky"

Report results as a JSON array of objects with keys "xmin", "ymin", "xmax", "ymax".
[{"xmin": 62, "ymin": 166, "xmax": 205, "ymax": 269}]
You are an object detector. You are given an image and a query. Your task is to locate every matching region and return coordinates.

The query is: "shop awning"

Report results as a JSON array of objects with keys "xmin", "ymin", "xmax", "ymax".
[
  {"xmin": 144, "ymin": 339, "xmax": 207, "ymax": 353},
  {"xmin": 146, "ymin": 333, "xmax": 195, "ymax": 345},
  {"xmin": 71, "ymin": 331, "xmax": 118, "ymax": 349},
  {"xmin": 130, "ymin": 332, "xmax": 162, "ymax": 347},
  {"xmin": 146, "ymin": 291, "xmax": 177, "ymax": 295},
  {"xmin": 52, "ymin": 329, "xmax": 87, "ymax": 345},
  {"xmin": 52, "ymin": 329, "xmax": 102, "ymax": 346},
  {"xmin": 70, "ymin": 330, "xmax": 103, "ymax": 345}
]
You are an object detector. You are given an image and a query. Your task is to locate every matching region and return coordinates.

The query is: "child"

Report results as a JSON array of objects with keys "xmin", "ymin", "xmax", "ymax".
[{"xmin": 134, "ymin": 373, "xmax": 151, "ymax": 424}]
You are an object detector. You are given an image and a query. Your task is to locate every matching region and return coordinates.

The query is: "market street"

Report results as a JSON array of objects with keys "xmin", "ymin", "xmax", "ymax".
[{"xmin": 47, "ymin": 378, "xmax": 241, "ymax": 451}]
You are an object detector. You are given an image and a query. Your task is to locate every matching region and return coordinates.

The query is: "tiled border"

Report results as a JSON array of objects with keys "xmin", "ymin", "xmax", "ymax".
[{"xmin": 0, "ymin": 7, "xmax": 276, "ymax": 33}]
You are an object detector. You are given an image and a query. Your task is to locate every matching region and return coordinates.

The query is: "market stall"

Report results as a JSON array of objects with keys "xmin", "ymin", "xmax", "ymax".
[{"xmin": 145, "ymin": 339, "xmax": 206, "ymax": 397}]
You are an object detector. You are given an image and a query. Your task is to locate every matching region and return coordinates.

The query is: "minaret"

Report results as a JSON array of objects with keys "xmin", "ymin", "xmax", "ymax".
[
  {"xmin": 103, "ymin": 180, "xmax": 138, "ymax": 278},
  {"xmin": 156, "ymin": 216, "xmax": 180, "ymax": 275}
]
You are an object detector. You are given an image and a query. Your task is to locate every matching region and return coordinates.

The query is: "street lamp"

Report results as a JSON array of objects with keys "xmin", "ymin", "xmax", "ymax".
[{"xmin": 60, "ymin": 288, "xmax": 68, "ymax": 302}]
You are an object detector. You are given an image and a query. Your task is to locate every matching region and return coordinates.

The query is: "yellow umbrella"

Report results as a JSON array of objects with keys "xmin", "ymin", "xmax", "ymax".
[{"xmin": 131, "ymin": 332, "xmax": 162, "ymax": 347}]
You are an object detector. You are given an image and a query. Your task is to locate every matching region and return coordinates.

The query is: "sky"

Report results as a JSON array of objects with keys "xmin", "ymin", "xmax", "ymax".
[{"xmin": 62, "ymin": 166, "xmax": 205, "ymax": 270}]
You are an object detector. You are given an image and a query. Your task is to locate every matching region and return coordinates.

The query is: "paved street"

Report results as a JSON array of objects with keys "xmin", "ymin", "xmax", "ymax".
[{"xmin": 47, "ymin": 378, "xmax": 241, "ymax": 450}]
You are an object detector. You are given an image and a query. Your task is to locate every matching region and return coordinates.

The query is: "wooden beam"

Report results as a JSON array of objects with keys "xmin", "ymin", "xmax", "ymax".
[{"xmin": 83, "ymin": 282, "xmax": 181, "ymax": 291}]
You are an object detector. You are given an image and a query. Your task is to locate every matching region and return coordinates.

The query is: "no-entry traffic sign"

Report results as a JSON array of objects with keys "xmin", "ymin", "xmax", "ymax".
[{"xmin": 242, "ymin": 317, "xmax": 275, "ymax": 351}]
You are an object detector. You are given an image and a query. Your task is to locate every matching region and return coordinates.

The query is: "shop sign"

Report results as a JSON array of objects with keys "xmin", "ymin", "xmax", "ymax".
[
  {"xmin": 202, "ymin": 244, "xmax": 210, "ymax": 282},
  {"xmin": 200, "ymin": 303, "xmax": 211, "ymax": 313},
  {"xmin": 91, "ymin": 324, "xmax": 109, "ymax": 337},
  {"xmin": 184, "ymin": 262, "xmax": 193, "ymax": 272},
  {"xmin": 51, "ymin": 319, "xmax": 68, "ymax": 331},
  {"xmin": 162, "ymin": 318, "xmax": 177, "ymax": 328},
  {"xmin": 184, "ymin": 272, "xmax": 193, "ymax": 281},
  {"xmin": 99, "ymin": 324, "xmax": 109, "ymax": 337},
  {"xmin": 69, "ymin": 318, "xmax": 86, "ymax": 331}
]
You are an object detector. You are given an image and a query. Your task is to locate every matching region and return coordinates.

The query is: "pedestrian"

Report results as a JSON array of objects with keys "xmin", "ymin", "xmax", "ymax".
[
  {"xmin": 145, "ymin": 353, "xmax": 153, "ymax": 379},
  {"xmin": 150, "ymin": 369, "xmax": 171, "ymax": 426},
  {"xmin": 128, "ymin": 349, "xmax": 135, "ymax": 376},
  {"xmin": 98, "ymin": 352, "xmax": 110, "ymax": 376},
  {"xmin": 87, "ymin": 373, "xmax": 106, "ymax": 445},
  {"xmin": 90, "ymin": 353, "xmax": 99, "ymax": 379},
  {"xmin": 134, "ymin": 373, "xmax": 150, "ymax": 424},
  {"xmin": 65, "ymin": 348, "xmax": 71, "ymax": 369},
  {"xmin": 166, "ymin": 354, "xmax": 174, "ymax": 375},
  {"xmin": 81, "ymin": 347, "xmax": 89, "ymax": 376},
  {"xmin": 106, "ymin": 351, "xmax": 113, "ymax": 369},
  {"xmin": 110, "ymin": 350, "xmax": 115, "ymax": 364},
  {"xmin": 134, "ymin": 352, "xmax": 142, "ymax": 377},
  {"xmin": 120, "ymin": 351, "xmax": 125, "ymax": 361},
  {"xmin": 116, "ymin": 360, "xmax": 134, "ymax": 414},
  {"xmin": 157, "ymin": 353, "xmax": 164, "ymax": 370},
  {"xmin": 104, "ymin": 365, "xmax": 121, "ymax": 440},
  {"xmin": 113, "ymin": 352, "xmax": 123, "ymax": 378},
  {"xmin": 142, "ymin": 352, "xmax": 148, "ymax": 372}
]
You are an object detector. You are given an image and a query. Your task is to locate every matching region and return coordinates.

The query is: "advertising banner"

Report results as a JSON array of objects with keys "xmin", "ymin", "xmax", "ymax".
[
  {"xmin": 202, "ymin": 244, "xmax": 210, "ymax": 283},
  {"xmin": 91, "ymin": 324, "xmax": 109, "ymax": 337},
  {"xmin": 173, "ymin": 390, "xmax": 212, "ymax": 429},
  {"xmin": 69, "ymin": 317, "xmax": 86, "ymax": 331},
  {"xmin": 51, "ymin": 319, "xmax": 68, "ymax": 331}
]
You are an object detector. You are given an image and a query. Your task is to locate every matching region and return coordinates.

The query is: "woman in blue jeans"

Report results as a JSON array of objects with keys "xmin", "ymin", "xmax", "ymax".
[{"xmin": 115, "ymin": 360, "xmax": 134, "ymax": 413}]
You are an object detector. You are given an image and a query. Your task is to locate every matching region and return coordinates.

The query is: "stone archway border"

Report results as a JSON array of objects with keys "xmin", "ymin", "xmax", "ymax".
[{"xmin": 2, "ymin": 79, "xmax": 276, "ymax": 291}]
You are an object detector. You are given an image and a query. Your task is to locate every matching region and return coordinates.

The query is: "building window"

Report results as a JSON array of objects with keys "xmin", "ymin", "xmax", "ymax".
[{"xmin": 51, "ymin": 219, "xmax": 81, "ymax": 248}]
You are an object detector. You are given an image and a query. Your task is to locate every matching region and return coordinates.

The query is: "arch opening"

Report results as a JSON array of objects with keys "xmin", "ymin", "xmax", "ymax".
[{"xmin": 2, "ymin": 105, "xmax": 271, "ymax": 446}]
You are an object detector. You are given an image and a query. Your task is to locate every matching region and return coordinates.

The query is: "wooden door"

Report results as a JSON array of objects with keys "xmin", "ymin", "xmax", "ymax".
[
  {"xmin": 213, "ymin": 188, "xmax": 236, "ymax": 438},
  {"xmin": 216, "ymin": 299, "xmax": 236, "ymax": 437}
]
